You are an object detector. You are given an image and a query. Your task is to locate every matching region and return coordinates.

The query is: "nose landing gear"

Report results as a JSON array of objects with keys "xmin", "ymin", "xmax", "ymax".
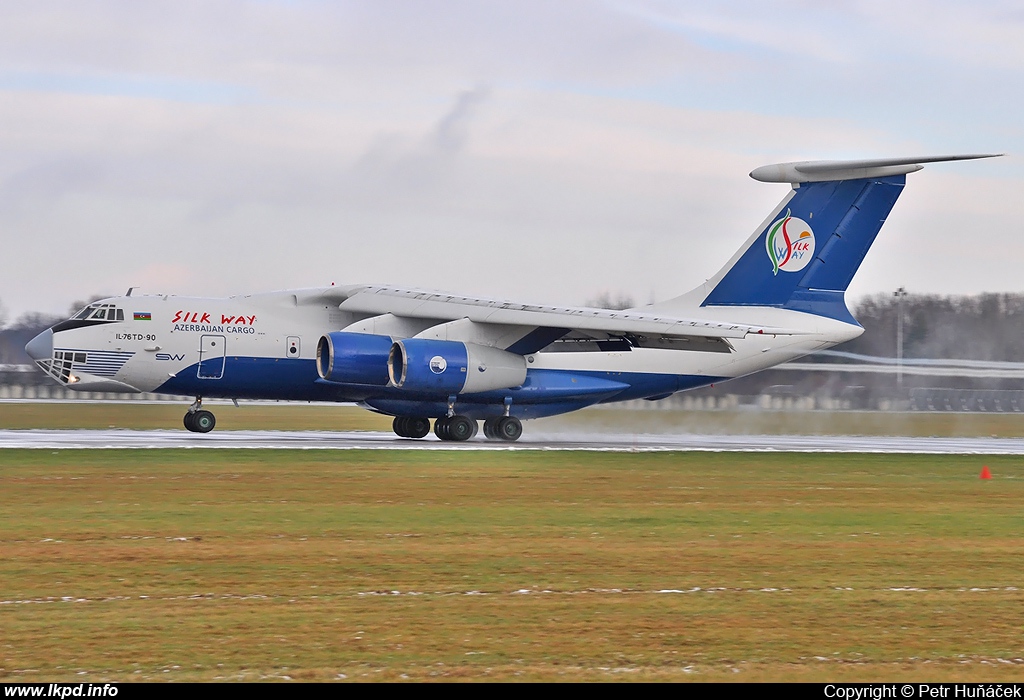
[{"xmin": 183, "ymin": 397, "xmax": 216, "ymax": 433}]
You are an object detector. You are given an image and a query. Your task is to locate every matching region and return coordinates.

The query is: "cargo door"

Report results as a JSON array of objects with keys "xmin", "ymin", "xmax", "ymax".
[{"xmin": 197, "ymin": 335, "xmax": 226, "ymax": 379}]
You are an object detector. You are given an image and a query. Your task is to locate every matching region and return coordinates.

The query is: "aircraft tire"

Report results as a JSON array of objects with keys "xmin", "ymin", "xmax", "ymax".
[
  {"xmin": 496, "ymin": 416, "xmax": 522, "ymax": 442},
  {"xmin": 183, "ymin": 412, "xmax": 197, "ymax": 432},
  {"xmin": 434, "ymin": 417, "xmax": 450, "ymax": 440},
  {"xmin": 482, "ymin": 418, "xmax": 498, "ymax": 440},
  {"xmin": 407, "ymin": 417, "xmax": 431, "ymax": 439},
  {"xmin": 448, "ymin": 415, "xmax": 475, "ymax": 442},
  {"xmin": 393, "ymin": 416, "xmax": 409, "ymax": 438},
  {"xmin": 192, "ymin": 410, "xmax": 216, "ymax": 433}
]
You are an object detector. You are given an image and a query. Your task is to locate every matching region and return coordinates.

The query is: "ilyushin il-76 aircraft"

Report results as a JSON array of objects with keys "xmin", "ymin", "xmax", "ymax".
[{"xmin": 26, "ymin": 154, "xmax": 997, "ymax": 441}]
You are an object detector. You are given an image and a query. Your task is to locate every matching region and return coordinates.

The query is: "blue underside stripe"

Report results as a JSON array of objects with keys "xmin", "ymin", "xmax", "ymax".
[{"xmin": 154, "ymin": 356, "xmax": 725, "ymax": 416}]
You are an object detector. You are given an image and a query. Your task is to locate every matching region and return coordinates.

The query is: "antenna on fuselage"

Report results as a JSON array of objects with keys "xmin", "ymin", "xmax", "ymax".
[{"xmin": 126, "ymin": 287, "xmax": 136, "ymax": 297}]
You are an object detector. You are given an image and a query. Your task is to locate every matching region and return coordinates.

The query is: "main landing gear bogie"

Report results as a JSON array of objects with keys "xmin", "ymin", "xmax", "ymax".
[
  {"xmin": 483, "ymin": 416, "xmax": 522, "ymax": 442},
  {"xmin": 390, "ymin": 414, "xmax": 523, "ymax": 442},
  {"xmin": 392, "ymin": 416, "xmax": 431, "ymax": 439},
  {"xmin": 433, "ymin": 415, "xmax": 478, "ymax": 442}
]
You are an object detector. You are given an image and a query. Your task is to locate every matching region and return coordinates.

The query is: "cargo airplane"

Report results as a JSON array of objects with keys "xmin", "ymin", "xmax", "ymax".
[{"xmin": 25, "ymin": 155, "xmax": 997, "ymax": 441}]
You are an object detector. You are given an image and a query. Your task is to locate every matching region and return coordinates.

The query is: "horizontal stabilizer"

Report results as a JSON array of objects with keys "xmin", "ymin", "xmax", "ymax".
[{"xmin": 750, "ymin": 154, "xmax": 1001, "ymax": 184}]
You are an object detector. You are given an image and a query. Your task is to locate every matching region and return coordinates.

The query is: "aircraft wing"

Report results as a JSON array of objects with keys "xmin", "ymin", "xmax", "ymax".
[{"xmin": 321, "ymin": 285, "xmax": 804, "ymax": 354}]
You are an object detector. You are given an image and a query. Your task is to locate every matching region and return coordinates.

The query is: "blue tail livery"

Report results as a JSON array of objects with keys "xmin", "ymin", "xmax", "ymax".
[{"xmin": 699, "ymin": 155, "xmax": 998, "ymax": 324}]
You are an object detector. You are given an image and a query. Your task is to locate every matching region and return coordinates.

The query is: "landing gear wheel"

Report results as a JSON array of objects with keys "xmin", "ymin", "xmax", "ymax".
[
  {"xmin": 394, "ymin": 416, "xmax": 430, "ymax": 439},
  {"xmin": 483, "ymin": 418, "xmax": 499, "ymax": 440},
  {"xmin": 393, "ymin": 416, "xmax": 410, "ymax": 438},
  {"xmin": 407, "ymin": 417, "xmax": 430, "ymax": 439},
  {"xmin": 496, "ymin": 416, "xmax": 522, "ymax": 442},
  {"xmin": 434, "ymin": 416, "xmax": 450, "ymax": 440},
  {"xmin": 447, "ymin": 415, "xmax": 475, "ymax": 442},
  {"xmin": 192, "ymin": 410, "xmax": 216, "ymax": 433},
  {"xmin": 184, "ymin": 396, "xmax": 209, "ymax": 433}
]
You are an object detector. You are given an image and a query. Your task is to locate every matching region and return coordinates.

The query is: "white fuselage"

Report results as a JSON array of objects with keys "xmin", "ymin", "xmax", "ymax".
[{"xmin": 30, "ymin": 287, "xmax": 861, "ymax": 420}]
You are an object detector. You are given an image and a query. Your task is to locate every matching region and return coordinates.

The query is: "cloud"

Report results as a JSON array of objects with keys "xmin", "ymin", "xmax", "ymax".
[
  {"xmin": 0, "ymin": 1, "xmax": 1019, "ymax": 318},
  {"xmin": 432, "ymin": 86, "xmax": 490, "ymax": 154}
]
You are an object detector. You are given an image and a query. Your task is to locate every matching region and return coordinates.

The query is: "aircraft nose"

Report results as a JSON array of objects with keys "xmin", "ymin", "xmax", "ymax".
[{"xmin": 25, "ymin": 328, "xmax": 53, "ymax": 362}]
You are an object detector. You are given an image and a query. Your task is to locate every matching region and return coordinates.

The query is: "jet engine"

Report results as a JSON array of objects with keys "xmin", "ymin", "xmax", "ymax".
[
  {"xmin": 316, "ymin": 332, "xmax": 393, "ymax": 386},
  {"xmin": 388, "ymin": 338, "xmax": 527, "ymax": 394}
]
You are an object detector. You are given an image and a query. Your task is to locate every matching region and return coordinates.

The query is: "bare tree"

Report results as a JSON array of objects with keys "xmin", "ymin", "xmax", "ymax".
[{"xmin": 585, "ymin": 291, "xmax": 635, "ymax": 310}]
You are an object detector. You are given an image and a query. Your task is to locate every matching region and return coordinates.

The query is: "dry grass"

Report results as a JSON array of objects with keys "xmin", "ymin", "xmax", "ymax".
[
  {"xmin": 0, "ymin": 403, "xmax": 393, "ymax": 432},
  {"xmin": 541, "ymin": 406, "xmax": 1024, "ymax": 437},
  {"xmin": 5, "ymin": 401, "xmax": 1024, "ymax": 437},
  {"xmin": 1, "ymin": 449, "xmax": 1023, "ymax": 681}
]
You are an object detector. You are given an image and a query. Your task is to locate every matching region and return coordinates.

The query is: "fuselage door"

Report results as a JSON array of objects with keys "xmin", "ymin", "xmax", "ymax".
[
  {"xmin": 198, "ymin": 335, "xmax": 226, "ymax": 379},
  {"xmin": 286, "ymin": 336, "xmax": 300, "ymax": 358}
]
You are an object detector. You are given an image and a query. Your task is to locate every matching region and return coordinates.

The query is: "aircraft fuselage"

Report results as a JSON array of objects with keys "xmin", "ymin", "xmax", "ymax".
[{"xmin": 27, "ymin": 288, "xmax": 858, "ymax": 421}]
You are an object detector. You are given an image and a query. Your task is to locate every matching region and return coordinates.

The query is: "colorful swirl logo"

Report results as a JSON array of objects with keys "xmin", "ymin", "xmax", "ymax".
[{"xmin": 766, "ymin": 209, "xmax": 815, "ymax": 275}]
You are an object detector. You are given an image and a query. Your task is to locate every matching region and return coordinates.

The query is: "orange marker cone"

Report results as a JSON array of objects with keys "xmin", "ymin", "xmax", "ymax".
[{"xmin": 980, "ymin": 466, "xmax": 992, "ymax": 480}]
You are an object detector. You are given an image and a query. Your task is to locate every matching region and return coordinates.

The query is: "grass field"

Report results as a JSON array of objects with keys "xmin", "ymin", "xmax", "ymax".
[
  {"xmin": 0, "ymin": 403, "xmax": 394, "ymax": 432},
  {"xmin": 2, "ymin": 448, "xmax": 1023, "ymax": 681},
  {"xmin": 6, "ymin": 401, "xmax": 1024, "ymax": 437}
]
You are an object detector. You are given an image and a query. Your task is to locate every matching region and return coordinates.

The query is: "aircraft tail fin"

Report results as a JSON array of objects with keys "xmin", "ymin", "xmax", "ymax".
[{"xmin": 665, "ymin": 155, "xmax": 999, "ymax": 324}]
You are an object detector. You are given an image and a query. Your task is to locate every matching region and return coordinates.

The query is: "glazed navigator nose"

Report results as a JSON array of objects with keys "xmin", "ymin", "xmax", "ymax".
[{"xmin": 25, "ymin": 328, "xmax": 53, "ymax": 362}]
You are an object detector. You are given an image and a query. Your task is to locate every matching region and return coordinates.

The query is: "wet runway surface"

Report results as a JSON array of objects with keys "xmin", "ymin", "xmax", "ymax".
[{"xmin": 4, "ymin": 429, "xmax": 1024, "ymax": 453}]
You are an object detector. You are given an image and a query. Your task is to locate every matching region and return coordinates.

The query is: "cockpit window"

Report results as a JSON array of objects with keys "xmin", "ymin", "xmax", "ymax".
[{"xmin": 71, "ymin": 303, "xmax": 125, "ymax": 323}]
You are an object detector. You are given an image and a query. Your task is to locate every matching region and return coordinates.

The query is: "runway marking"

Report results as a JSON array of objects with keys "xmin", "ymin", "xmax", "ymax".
[{"xmin": 5, "ymin": 428, "xmax": 1024, "ymax": 453}]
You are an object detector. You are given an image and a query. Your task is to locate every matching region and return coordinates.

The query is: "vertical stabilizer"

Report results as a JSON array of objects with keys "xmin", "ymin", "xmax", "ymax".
[
  {"xmin": 700, "ymin": 175, "xmax": 904, "ymax": 324},
  {"xmin": 656, "ymin": 155, "xmax": 1000, "ymax": 324}
]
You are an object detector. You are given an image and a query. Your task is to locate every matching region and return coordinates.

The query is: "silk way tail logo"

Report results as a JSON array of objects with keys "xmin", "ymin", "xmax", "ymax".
[{"xmin": 766, "ymin": 209, "xmax": 815, "ymax": 275}]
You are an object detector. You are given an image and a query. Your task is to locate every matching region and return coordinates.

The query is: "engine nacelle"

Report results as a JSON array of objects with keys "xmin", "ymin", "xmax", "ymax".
[
  {"xmin": 389, "ymin": 339, "xmax": 527, "ymax": 394},
  {"xmin": 316, "ymin": 332, "xmax": 393, "ymax": 386}
]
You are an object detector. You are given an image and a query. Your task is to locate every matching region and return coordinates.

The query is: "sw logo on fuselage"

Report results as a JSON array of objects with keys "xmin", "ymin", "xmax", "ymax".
[
  {"xmin": 766, "ymin": 210, "xmax": 815, "ymax": 275},
  {"xmin": 155, "ymin": 353, "xmax": 186, "ymax": 361}
]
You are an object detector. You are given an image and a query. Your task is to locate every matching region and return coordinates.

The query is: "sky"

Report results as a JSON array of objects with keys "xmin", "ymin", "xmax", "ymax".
[{"xmin": 1, "ymin": 0, "xmax": 1021, "ymax": 321}]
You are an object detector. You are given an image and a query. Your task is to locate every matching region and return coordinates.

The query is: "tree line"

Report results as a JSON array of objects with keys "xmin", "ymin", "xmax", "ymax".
[{"xmin": 841, "ymin": 292, "xmax": 1024, "ymax": 362}]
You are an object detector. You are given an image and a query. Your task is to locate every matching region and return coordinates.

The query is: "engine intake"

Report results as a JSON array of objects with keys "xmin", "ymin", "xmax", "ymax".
[
  {"xmin": 316, "ymin": 332, "xmax": 393, "ymax": 386},
  {"xmin": 389, "ymin": 338, "xmax": 527, "ymax": 394}
]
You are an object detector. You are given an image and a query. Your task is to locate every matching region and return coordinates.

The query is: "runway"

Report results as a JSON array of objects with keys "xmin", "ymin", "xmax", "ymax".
[{"xmin": 4, "ymin": 428, "xmax": 1024, "ymax": 453}]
